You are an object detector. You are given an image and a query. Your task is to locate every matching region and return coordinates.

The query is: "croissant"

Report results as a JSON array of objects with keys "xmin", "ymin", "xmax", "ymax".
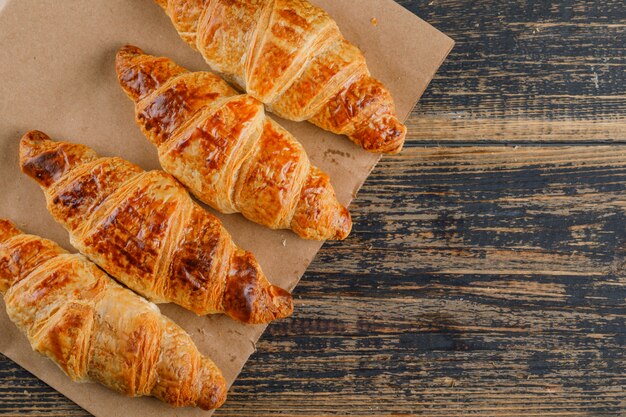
[
  {"xmin": 0, "ymin": 219, "xmax": 226, "ymax": 409},
  {"xmin": 153, "ymin": 0, "xmax": 407, "ymax": 154},
  {"xmin": 115, "ymin": 45, "xmax": 351, "ymax": 241},
  {"xmin": 19, "ymin": 131, "xmax": 293, "ymax": 324}
]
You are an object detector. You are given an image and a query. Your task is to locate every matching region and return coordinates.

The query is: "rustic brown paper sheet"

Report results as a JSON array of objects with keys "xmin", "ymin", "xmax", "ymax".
[{"xmin": 0, "ymin": 0, "xmax": 453, "ymax": 415}]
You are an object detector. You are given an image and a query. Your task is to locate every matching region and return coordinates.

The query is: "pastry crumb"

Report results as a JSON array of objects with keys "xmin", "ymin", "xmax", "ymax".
[
  {"xmin": 282, "ymin": 239, "xmax": 287, "ymax": 247},
  {"xmin": 370, "ymin": 17, "xmax": 378, "ymax": 26}
]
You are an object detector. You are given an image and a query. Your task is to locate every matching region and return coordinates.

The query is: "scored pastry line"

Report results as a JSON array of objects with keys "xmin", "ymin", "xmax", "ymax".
[
  {"xmin": 193, "ymin": 0, "xmax": 359, "ymax": 122},
  {"xmin": 1, "ymin": 224, "xmax": 227, "ymax": 407},
  {"xmin": 76, "ymin": 165, "xmax": 148, "ymax": 245},
  {"xmin": 267, "ymin": 40, "xmax": 365, "ymax": 121},
  {"xmin": 0, "ymin": 234, "xmax": 61, "ymax": 287},
  {"xmin": 248, "ymin": 2, "xmax": 340, "ymax": 102},
  {"xmin": 3, "ymin": 249, "xmax": 98, "ymax": 382},
  {"xmin": 68, "ymin": 169, "xmax": 173, "ymax": 304},
  {"xmin": 158, "ymin": 0, "xmax": 406, "ymax": 153},
  {"xmin": 243, "ymin": 0, "xmax": 274, "ymax": 93},
  {"xmin": 194, "ymin": 0, "xmax": 277, "ymax": 92},
  {"xmin": 134, "ymin": 64, "xmax": 310, "ymax": 228},
  {"xmin": 116, "ymin": 45, "xmax": 351, "ymax": 238},
  {"xmin": 152, "ymin": 180, "xmax": 193, "ymax": 304},
  {"xmin": 266, "ymin": 120, "xmax": 311, "ymax": 229},
  {"xmin": 21, "ymin": 131, "xmax": 294, "ymax": 321},
  {"xmin": 47, "ymin": 156, "xmax": 143, "ymax": 237},
  {"xmin": 134, "ymin": 69, "xmax": 256, "ymax": 214},
  {"xmin": 1, "ymin": 235, "xmax": 67, "ymax": 301},
  {"xmin": 223, "ymin": 104, "xmax": 265, "ymax": 215}
]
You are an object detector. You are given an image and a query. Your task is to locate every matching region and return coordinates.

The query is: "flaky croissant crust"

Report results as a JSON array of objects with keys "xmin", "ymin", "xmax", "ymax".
[
  {"xmin": 155, "ymin": 0, "xmax": 407, "ymax": 153},
  {"xmin": 116, "ymin": 45, "xmax": 351, "ymax": 241},
  {"xmin": 0, "ymin": 219, "xmax": 227, "ymax": 410},
  {"xmin": 19, "ymin": 130, "xmax": 293, "ymax": 324}
]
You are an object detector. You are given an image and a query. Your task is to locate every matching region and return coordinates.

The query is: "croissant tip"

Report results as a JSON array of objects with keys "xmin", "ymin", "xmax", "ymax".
[
  {"xmin": 385, "ymin": 121, "xmax": 406, "ymax": 154},
  {"xmin": 223, "ymin": 251, "xmax": 294, "ymax": 324},
  {"xmin": 249, "ymin": 285, "xmax": 293, "ymax": 324},
  {"xmin": 231, "ymin": 284, "xmax": 294, "ymax": 324},
  {"xmin": 19, "ymin": 130, "xmax": 52, "ymax": 157},
  {"xmin": 115, "ymin": 45, "xmax": 145, "ymax": 70},
  {"xmin": 377, "ymin": 133, "xmax": 406, "ymax": 155},
  {"xmin": 0, "ymin": 219, "xmax": 21, "ymax": 243},
  {"xmin": 352, "ymin": 114, "xmax": 406, "ymax": 154},
  {"xmin": 333, "ymin": 207, "xmax": 353, "ymax": 240},
  {"xmin": 198, "ymin": 372, "xmax": 228, "ymax": 410},
  {"xmin": 269, "ymin": 285, "xmax": 294, "ymax": 319},
  {"xmin": 21, "ymin": 130, "xmax": 51, "ymax": 144},
  {"xmin": 117, "ymin": 44, "xmax": 144, "ymax": 58}
]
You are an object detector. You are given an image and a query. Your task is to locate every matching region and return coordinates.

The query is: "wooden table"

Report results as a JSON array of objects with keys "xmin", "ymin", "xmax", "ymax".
[{"xmin": 1, "ymin": 1, "xmax": 625, "ymax": 415}]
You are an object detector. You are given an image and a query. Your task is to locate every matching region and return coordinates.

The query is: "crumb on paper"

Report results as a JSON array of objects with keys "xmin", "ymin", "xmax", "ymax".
[
  {"xmin": 282, "ymin": 239, "xmax": 287, "ymax": 247},
  {"xmin": 370, "ymin": 17, "xmax": 378, "ymax": 26}
]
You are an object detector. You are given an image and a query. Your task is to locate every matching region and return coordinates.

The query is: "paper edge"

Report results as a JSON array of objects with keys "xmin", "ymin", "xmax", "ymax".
[
  {"xmin": 0, "ymin": 0, "xmax": 455, "ymax": 414},
  {"xmin": 402, "ymin": 38, "xmax": 455, "ymax": 122},
  {"xmin": 209, "ymin": 23, "xmax": 455, "ymax": 415}
]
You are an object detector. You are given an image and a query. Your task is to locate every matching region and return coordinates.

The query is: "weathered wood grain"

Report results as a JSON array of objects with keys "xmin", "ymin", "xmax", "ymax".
[
  {"xmin": 2, "ymin": 0, "xmax": 626, "ymax": 416},
  {"xmin": 3, "ymin": 145, "xmax": 626, "ymax": 416},
  {"xmin": 218, "ymin": 145, "xmax": 626, "ymax": 416},
  {"xmin": 401, "ymin": 0, "xmax": 626, "ymax": 143}
]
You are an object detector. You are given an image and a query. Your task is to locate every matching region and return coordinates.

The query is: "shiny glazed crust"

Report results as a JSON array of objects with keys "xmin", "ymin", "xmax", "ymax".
[
  {"xmin": 18, "ymin": 131, "xmax": 293, "ymax": 324},
  {"xmin": 154, "ymin": 0, "xmax": 407, "ymax": 153},
  {"xmin": 116, "ymin": 46, "xmax": 351, "ymax": 240},
  {"xmin": 0, "ymin": 219, "xmax": 227, "ymax": 410}
]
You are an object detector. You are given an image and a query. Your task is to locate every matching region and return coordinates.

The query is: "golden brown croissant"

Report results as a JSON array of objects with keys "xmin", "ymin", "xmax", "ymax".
[
  {"xmin": 115, "ymin": 45, "xmax": 351, "ymax": 241},
  {"xmin": 19, "ymin": 130, "xmax": 293, "ymax": 324},
  {"xmin": 153, "ymin": 0, "xmax": 407, "ymax": 154},
  {"xmin": 0, "ymin": 219, "xmax": 227, "ymax": 410}
]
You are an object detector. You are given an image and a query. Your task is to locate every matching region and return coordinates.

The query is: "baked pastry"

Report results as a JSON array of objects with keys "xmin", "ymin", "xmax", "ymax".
[
  {"xmin": 153, "ymin": 0, "xmax": 407, "ymax": 153},
  {"xmin": 116, "ymin": 45, "xmax": 351, "ymax": 241},
  {"xmin": 19, "ymin": 131, "xmax": 293, "ymax": 324},
  {"xmin": 0, "ymin": 219, "xmax": 226, "ymax": 409}
]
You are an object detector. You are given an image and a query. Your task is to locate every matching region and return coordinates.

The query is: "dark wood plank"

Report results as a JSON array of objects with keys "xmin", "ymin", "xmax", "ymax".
[
  {"xmin": 215, "ymin": 145, "xmax": 626, "ymax": 416},
  {"xmin": 401, "ymin": 0, "xmax": 626, "ymax": 143},
  {"xmin": 2, "ymin": 0, "xmax": 626, "ymax": 416},
  {"xmin": 3, "ymin": 145, "xmax": 626, "ymax": 416}
]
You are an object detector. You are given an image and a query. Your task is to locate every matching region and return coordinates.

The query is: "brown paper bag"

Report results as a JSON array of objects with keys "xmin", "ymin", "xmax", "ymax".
[{"xmin": 0, "ymin": 0, "xmax": 453, "ymax": 415}]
